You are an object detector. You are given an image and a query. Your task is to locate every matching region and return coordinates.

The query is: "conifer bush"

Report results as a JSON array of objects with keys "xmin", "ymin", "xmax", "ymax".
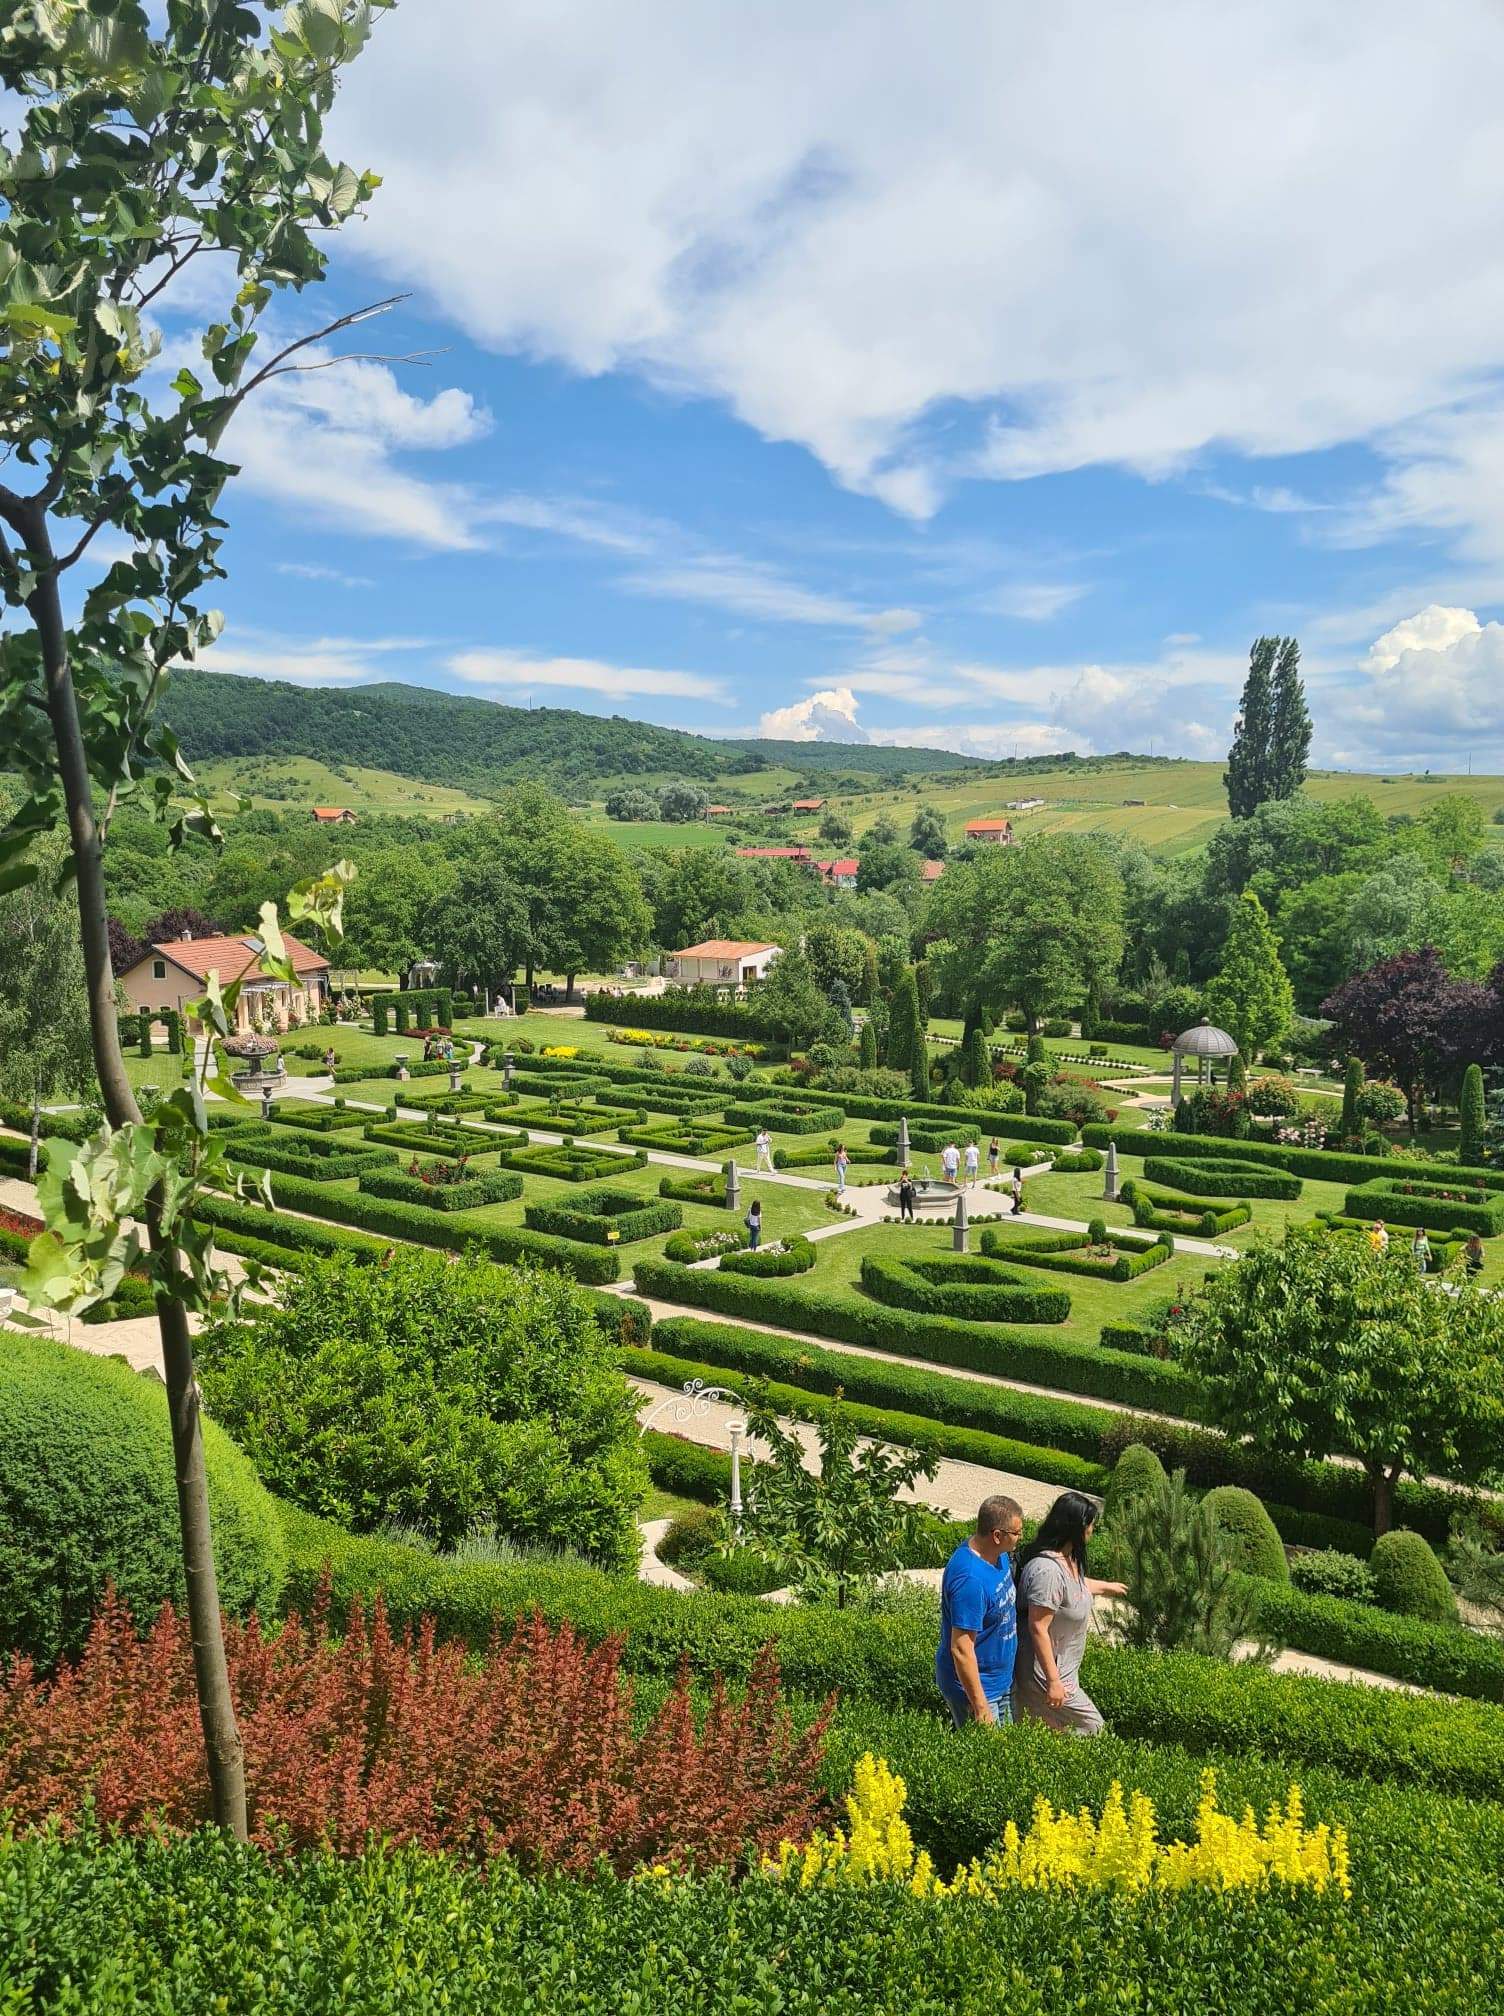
[{"xmin": 1370, "ymin": 1531, "xmax": 1456, "ymax": 1624}]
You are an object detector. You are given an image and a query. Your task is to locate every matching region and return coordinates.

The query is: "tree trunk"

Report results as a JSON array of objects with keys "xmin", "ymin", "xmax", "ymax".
[
  {"xmin": 31, "ymin": 548, "xmax": 248, "ymax": 1840},
  {"xmin": 565, "ymin": 971, "xmax": 576, "ymax": 1001},
  {"xmin": 28, "ymin": 1094, "xmax": 40, "ymax": 1183},
  {"xmin": 1371, "ymin": 1464, "xmax": 1397, "ymax": 1537}
]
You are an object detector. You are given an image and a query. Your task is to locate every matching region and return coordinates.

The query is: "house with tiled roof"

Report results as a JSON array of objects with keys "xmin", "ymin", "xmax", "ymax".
[
  {"xmin": 920, "ymin": 857, "xmax": 946, "ymax": 882},
  {"xmin": 117, "ymin": 929, "xmax": 331, "ymax": 1034},
  {"xmin": 310, "ymin": 805, "xmax": 357, "ymax": 824},
  {"xmin": 665, "ymin": 939, "xmax": 782, "ymax": 986},
  {"xmin": 792, "ymin": 797, "xmax": 825, "ymax": 812},
  {"xmin": 735, "ymin": 845, "xmax": 812, "ymax": 862},
  {"xmin": 963, "ymin": 816, "xmax": 1014, "ymax": 845},
  {"xmin": 814, "ymin": 857, "xmax": 860, "ymax": 888}
]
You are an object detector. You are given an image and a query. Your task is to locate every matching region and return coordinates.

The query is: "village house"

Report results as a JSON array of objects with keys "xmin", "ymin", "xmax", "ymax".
[
  {"xmin": 963, "ymin": 816, "xmax": 1014, "ymax": 846},
  {"xmin": 664, "ymin": 939, "xmax": 782, "ymax": 986},
  {"xmin": 920, "ymin": 857, "xmax": 946, "ymax": 883},
  {"xmin": 814, "ymin": 856, "xmax": 859, "ymax": 889},
  {"xmin": 792, "ymin": 796, "xmax": 825, "ymax": 813},
  {"xmin": 735, "ymin": 845, "xmax": 813, "ymax": 863},
  {"xmin": 310, "ymin": 806, "xmax": 357, "ymax": 825},
  {"xmin": 117, "ymin": 929, "xmax": 332, "ymax": 1034}
]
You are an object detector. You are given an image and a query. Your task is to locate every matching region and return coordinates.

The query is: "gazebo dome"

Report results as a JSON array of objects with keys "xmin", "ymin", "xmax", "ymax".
[{"xmin": 1172, "ymin": 1018, "xmax": 1239, "ymax": 1058}]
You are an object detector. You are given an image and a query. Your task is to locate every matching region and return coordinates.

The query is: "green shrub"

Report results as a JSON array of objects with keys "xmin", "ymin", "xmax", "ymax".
[
  {"xmin": 524, "ymin": 1189, "xmax": 681, "ymax": 1246},
  {"xmin": 719, "ymin": 1234, "xmax": 815, "ymax": 1277},
  {"xmin": 1118, "ymin": 1179, "xmax": 1253, "ymax": 1238},
  {"xmin": 1050, "ymin": 1148, "xmax": 1103, "ymax": 1172},
  {"xmin": 617, "ymin": 1118, "xmax": 754, "ymax": 1155},
  {"xmin": 198, "ymin": 1250, "xmax": 646, "ymax": 1568},
  {"xmin": 1142, "ymin": 1156, "xmax": 1302, "ymax": 1201},
  {"xmin": 1371, "ymin": 1530, "xmax": 1457, "ymax": 1623},
  {"xmin": 1084, "ymin": 1121, "xmax": 1504, "ymax": 1196},
  {"xmin": 859, "ymin": 1252, "xmax": 1071, "ymax": 1325},
  {"xmin": 1289, "ymin": 1550, "xmax": 1378, "ymax": 1605},
  {"xmin": 1343, "ymin": 1177, "xmax": 1504, "ymax": 1239},
  {"xmin": 0, "ymin": 1135, "xmax": 47, "ymax": 1179},
  {"xmin": 501, "ymin": 1141, "xmax": 649, "ymax": 1184},
  {"xmin": 1102, "ymin": 1442, "xmax": 1168, "ymax": 1522},
  {"xmin": 0, "ymin": 1332, "xmax": 285, "ymax": 1666},
  {"xmin": 658, "ymin": 1171, "xmax": 729, "ymax": 1206},
  {"xmin": 359, "ymin": 1164, "xmax": 524, "ymax": 1211},
  {"xmin": 192, "ymin": 1192, "xmax": 390, "ymax": 1264},
  {"xmin": 1200, "ymin": 1485, "xmax": 1289, "ymax": 1582},
  {"xmin": 978, "ymin": 1225, "xmax": 1169, "ymax": 1284}
]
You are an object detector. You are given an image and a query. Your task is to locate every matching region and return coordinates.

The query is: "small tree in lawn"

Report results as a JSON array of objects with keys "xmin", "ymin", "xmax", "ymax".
[
  {"xmin": 0, "ymin": 834, "xmax": 93, "ymax": 1177},
  {"xmin": 738, "ymin": 1390, "xmax": 938, "ymax": 1608},
  {"xmin": 1110, "ymin": 1468, "xmax": 1266, "ymax": 1659},
  {"xmin": 909, "ymin": 804, "xmax": 948, "ymax": 859},
  {"xmin": 1461, "ymin": 1062, "xmax": 1486, "ymax": 1165},
  {"xmin": 1204, "ymin": 892, "xmax": 1293, "ymax": 1059},
  {"xmin": 0, "ymin": 1, "xmax": 389, "ymax": 1838},
  {"xmin": 1172, "ymin": 1231, "xmax": 1504, "ymax": 1535}
]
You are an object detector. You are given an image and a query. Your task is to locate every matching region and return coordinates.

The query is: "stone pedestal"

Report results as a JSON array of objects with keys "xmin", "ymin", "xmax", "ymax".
[
  {"xmin": 1104, "ymin": 1140, "xmax": 1120, "ymax": 1202},
  {"xmin": 897, "ymin": 1116, "xmax": 911, "ymax": 1166},
  {"xmin": 952, "ymin": 1191, "xmax": 969, "ymax": 1253},
  {"xmin": 725, "ymin": 1158, "xmax": 741, "ymax": 1213}
]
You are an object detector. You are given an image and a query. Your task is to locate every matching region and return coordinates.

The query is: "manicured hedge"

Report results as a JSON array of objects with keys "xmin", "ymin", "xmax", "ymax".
[
  {"xmin": 1241, "ymin": 1579, "xmax": 1504, "ymax": 1703},
  {"xmin": 0, "ymin": 1135, "xmax": 47, "ymax": 1179},
  {"xmin": 658, "ymin": 1170, "xmax": 730, "ymax": 1206},
  {"xmin": 1119, "ymin": 1179, "xmax": 1252, "ymax": 1238},
  {"xmin": 247, "ymin": 1172, "xmax": 622, "ymax": 1285},
  {"xmin": 358, "ymin": 1165, "xmax": 524, "ymax": 1212},
  {"xmin": 1142, "ymin": 1155, "xmax": 1303, "ymax": 1201},
  {"xmin": 727, "ymin": 1100, "xmax": 846, "ymax": 1136},
  {"xmin": 500, "ymin": 1141, "xmax": 648, "ymax": 1183},
  {"xmin": 491, "ymin": 1101, "xmax": 625, "ymax": 1136},
  {"xmin": 524, "ymin": 1188, "xmax": 681, "ymax": 1245},
  {"xmin": 859, "ymin": 1252, "xmax": 1072, "ymax": 1325},
  {"xmin": 584, "ymin": 989, "xmax": 766, "ymax": 1038},
  {"xmin": 1049, "ymin": 1147, "xmax": 1103, "ymax": 1172},
  {"xmin": 1084, "ymin": 1121, "xmax": 1504, "ymax": 1193},
  {"xmin": 363, "ymin": 1120, "xmax": 526, "ymax": 1157},
  {"xmin": 979, "ymin": 1226, "xmax": 1170, "ymax": 1283},
  {"xmin": 774, "ymin": 1140, "xmax": 893, "ymax": 1170},
  {"xmin": 718, "ymin": 1233, "xmax": 815, "ymax": 1277},
  {"xmin": 0, "ymin": 1100, "xmax": 92, "ymax": 1143},
  {"xmin": 272, "ymin": 1105, "xmax": 371, "ymax": 1133},
  {"xmin": 631, "ymin": 1257, "xmax": 1205, "ymax": 1415},
  {"xmin": 800, "ymin": 1087, "xmax": 1076, "ymax": 1145},
  {"xmin": 617, "ymin": 1117, "xmax": 754, "ymax": 1155},
  {"xmin": 640, "ymin": 1426, "xmax": 736, "ymax": 1503},
  {"xmin": 1344, "ymin": 1177, "xmax": 1504, "ymax": 1238},
  {"xmin": 191, "ymin": 1193, "xmax": 391, "ymax": 1264},
  {"xmin": 222, "ymin": 1129, "xmax": 392, "ymax": 1183},
  {"xmin": 626, "ymin": 1339, "xmax": 1107, "ymax": 1496}
]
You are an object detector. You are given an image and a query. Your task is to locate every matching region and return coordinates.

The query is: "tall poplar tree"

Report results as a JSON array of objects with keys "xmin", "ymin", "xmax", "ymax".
[
  {"xmin": 1269, "ymin": 636, "xmax": 1313, "ymax": 801},
  {"xmin": 1224, "ymin": 638, "xmax": 1277, "ymax": 818}
]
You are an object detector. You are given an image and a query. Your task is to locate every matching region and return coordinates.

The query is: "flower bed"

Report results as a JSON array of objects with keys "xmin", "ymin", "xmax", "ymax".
[
  {"xmin": 499, "ymin": 1141, "xmax": 648, "ymax": 1184},
  {"xmin": 718, "ymin": 1234, "xmax": 816, "ymax": 1277}
]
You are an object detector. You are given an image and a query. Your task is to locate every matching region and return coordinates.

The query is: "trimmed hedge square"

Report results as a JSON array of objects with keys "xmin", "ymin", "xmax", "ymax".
[
  {"xmin": 524, "ymin": 1187, "xmax": 681, "ymax": 1245},
  {"xmin": 358, "ymin": 1164, "xmax": 523, "ymax": 1211},
  {"xmin": 499, "ymin": 1141, "xmax": 648, "ymax": 1183},
  {"xmin": 1142, "ymin": 1155, "xmax": 1302, "ymax": 1201},
  {"xmin": 859, "ymin": 1252, "xmax": 1071, "ymax": 1325},
  {"xmin": 1343, "ymin": 1177, "xmax": 1504, "ymax": 1237}
]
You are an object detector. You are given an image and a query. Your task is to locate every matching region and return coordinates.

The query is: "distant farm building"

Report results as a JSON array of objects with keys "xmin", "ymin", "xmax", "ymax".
[
  {"xmin": 706, "ymin": 804, "xmax": 734, "ymax": 817},
  {"xmin": 310, "ymin": 806, "xmax": 357, "ymax": 825},
  {"xmin": 1006, "ymin": 797, "xmax": 1046, "ymax": 812},
  {"xmin": 920, "ymin": 857, "xmax": 946, "ymax": 882},
  {"xmin": 963, "ymin": 817, "xmax": 1014, "ymax": 846},
  {"xmin": 736, "ymin": 845, "xmax": 812, "ymax": 863},
  {"xmin": 792, "ymin": 797, "xmax": 825, "ymax": 812},
  {"xmin": 665, "ymin": 940, "xmax": 781, "ymax": 986},
  {"xmin": 1122, "ymin": 798, "xmax": 1146, "ymax": 807},
  {"xmin": 814, "ymin": 857, "xmax": 859, "ymax": 888}
]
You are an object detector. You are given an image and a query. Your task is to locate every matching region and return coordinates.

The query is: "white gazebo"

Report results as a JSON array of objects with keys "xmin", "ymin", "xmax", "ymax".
[{"xmin": 1170, "ymin": 1018, "xmax": 1239, "ymax": 1102}]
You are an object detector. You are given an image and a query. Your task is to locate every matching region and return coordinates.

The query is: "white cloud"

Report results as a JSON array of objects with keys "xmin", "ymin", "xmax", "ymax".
[
  {"xmin": 195, "ymin": 629, "xmax": 431, "ymax": 685},
  {"xmin": 1334, "ymin": 605, "xmax": 1504, "ymax": 758},
  {"xmin": 332, "ymin": 0, "xmax": 1504, "ymax": 520},
  {"xmin": 977, "ymin": 582, "xmax": 1087, "ymax": 621},
  {"xmin": 276, "ymin": 561, "xmax": 377, "ymax": 589},
  {"xmin": 1364, "ymin": 605, "xmax": 1482, "ymax": 675},
  {"xmin": 759, "ymin": 687, "xmax": 870, "ymax": 741},
  {"xmin": 619, "ymin": 556, "xmax": 904, "ymax": 629},
  {"xmin": 449, "ymin": 648, "xmax": 730, "ymax": 705}
]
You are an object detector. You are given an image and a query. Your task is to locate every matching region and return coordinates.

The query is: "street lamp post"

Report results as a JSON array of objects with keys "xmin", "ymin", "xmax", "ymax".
[{"xmin": 728, "ymin": 1417, "xmax": 746, "ymax": 1532}]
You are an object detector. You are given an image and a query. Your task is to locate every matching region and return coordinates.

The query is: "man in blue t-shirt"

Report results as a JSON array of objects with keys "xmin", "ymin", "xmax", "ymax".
[{"xmin": 936, "ymin": 1493, "xmax": 1024, "ymax": 1728}]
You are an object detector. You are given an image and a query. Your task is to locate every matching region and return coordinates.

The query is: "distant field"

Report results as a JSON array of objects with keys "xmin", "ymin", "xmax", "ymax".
[{"xmin": 196, "ymin": 755, "xmax": 495, "ymax": 818}]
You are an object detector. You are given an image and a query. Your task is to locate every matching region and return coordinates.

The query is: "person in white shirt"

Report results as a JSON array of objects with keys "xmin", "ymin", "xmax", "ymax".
[
  {"xmin": 940, "ymin": 1140, "xmax": 961, "ymax": 1183},
  {"xmin": 755, "ymin": 1127, "xmax": 774, "ymax": 1171},
  {"xmin": 963, "ymin": 1140, "xmax": 980, "ymax": 1188}
]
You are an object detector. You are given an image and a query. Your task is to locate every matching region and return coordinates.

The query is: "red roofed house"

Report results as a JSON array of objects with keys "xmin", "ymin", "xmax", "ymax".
[
  {"xmin": 665, "ymin": 939, "xmax": 782, "ymax": 986},
  {"xmin": 311, "ymin": 806, "xmax": 357, "ymax": 825},
  {"xmin": 964, "ymin": 817, "xmax": 1014, "ymax": 846},
  {"xmin": 814, "ymin": 857, "xmax": 859, "ymax": 889},
  {"xmin": 117, "ymin": 929, "xmax": 331, "ymax": 1034},
  {"xmin": 792, "ymin": 797, "xmax": 825, "ymax": 812},
  {"xmin": 920, "ymin": 857, "xmax": 946, "ymax": 882},
  {"xmin": 705, "ymin": 804, "xmax": 733, "ymax": 817},
  {"xmin": 735, "ymin": 846, "xmax": 812, "ymax": 863}
]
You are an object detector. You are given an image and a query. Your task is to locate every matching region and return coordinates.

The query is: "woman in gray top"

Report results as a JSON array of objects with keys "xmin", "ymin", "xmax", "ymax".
[{"xmin": 1013, "ymin": 1491, "xmax": 1126, "ymax": 1737}]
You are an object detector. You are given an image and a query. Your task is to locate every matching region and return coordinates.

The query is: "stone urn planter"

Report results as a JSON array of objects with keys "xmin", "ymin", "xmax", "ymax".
[{"xmin": 223, "ymin": 1032, "xmax": 286, "ymax": 1095}]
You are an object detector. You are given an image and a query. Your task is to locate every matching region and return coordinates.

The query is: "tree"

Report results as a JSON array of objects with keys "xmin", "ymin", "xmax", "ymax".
[
  {"xmin": 486, "ymin": 791, "xmax": 650, "ymax": 992},
  {"xmin": 1225, "ymin": 636, "xmax": 1306, "ymax": 817},
  {"xmin": 1203, "ymin": 892, "xmax": 1294, "ymax": 1058},
  {"xmin": 802, "ymin": 920, "xmax": 867, "ymax": 1001},
  {"xmin": 1268, "ymin": 636, "xmax": 1312, "ymax": 802},
  {"xmin": 1341, "ymin": 1056, "xmax": 1364, "ymax": 1137},
  {"xmin": 604, "ymin": 786, "xmax": 659, "ymax": 822},
  {"xmin": 1322, "ymin": 948, "xmax": 1487, "ymax": 1133},
  {"xmin": 856, "ymin": 837, "xmax": 918, "ymax": 897},
  {"xmin": 866, "ymin": 812, "xmax": 901, "ymax": 847},
  {"xmin": 0, "ymin": 0, "xmax": 387, "ymax": 1838},
  {"xmin": 643, "ymin": 849, "xmax": 756, "ymax": 949},
  {"xmin": 887, "ymin": 968, "xmax": 922, "ymax": 1074},
  {"xmin": 1345, "ymin": 855, "xmax": 1448, "ymax": 973},
  {"xmin": 818, "ymin": 809, "xmax": 853, "ymax": 847},
  {"xmin": 826, "ymin": 978, "xmax": 854, "ymax": 1034},
  {"xmin": 751, "ymin": 945, "xmax": 843, "ymax": 1050},
  {"xmin": 738, "ymin": 1392, "xmax": 938, "ymax": 1608},
  {"xmin": 909, "ymin": 805, "xmax": 948, "ymax": 859},
  {"xmin": 657, "ymin": 781, "xmax": 708, "ymax": 824},
  {"xmin": 858, "ymin": 1019, "xmax": 878, "ymax": 1071},
  {"xmin": 1412, "ymin": 795, "xmax": 1487, "ymax": 877},
  {"xmin": 961, "ymin": 1025, "xmax": 991, "ymax": 1089},
  {"xmin": 141, "ymin": 906, "xmax": 219, "ymax": 946},
  {"xmin": 1461, "ymin": 1062, "xmax": 1486, "ymax": 1165},
  {"xmin": 875, "ymin": 932, "xmax": 909, "ymax": 996},
  {"xmin": 0, "ymin": 835, "xmax": 94, "ymax": 1175},
  {"xmin": 424, "ymin": 860, "xmax": 530, "ymax": 1001},
  {"xmin": 926, "ymin": 836, "xmax": 1125, "ymax": 1033},
  {"xmin": 859, "ymin": 936, "xmax": 879, "ymax": 1008},
  {"xmin": 341, "ymin": 851, "xmax": 450, "ymax": 978},
  {"xmin": 1110, "ymin": 1469, "xmax": 1264, "ymax": 1658},
  {"xmin": 910, "ymin": 1038, "xmax": 932, "ymax": 1101},
  {"xmin": 1173, "ymin": 1232, "xmax": 1504, "ymax": 1533}
]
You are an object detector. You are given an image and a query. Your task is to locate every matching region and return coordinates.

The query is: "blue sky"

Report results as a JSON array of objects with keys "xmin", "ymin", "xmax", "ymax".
[{"xmin": 137, "ymin": 1, "xmax": 1504, "ymax": 771}]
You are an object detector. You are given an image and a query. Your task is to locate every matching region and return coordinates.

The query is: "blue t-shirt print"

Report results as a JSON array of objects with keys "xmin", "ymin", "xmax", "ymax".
[{"xmin": 936, "ymin": 1542, "xmax": 1017, "ymax": 1700}]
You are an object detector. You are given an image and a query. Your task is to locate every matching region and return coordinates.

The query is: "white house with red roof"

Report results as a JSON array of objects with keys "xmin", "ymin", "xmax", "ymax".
[
  {"xmin": 117, "ymin": 929, "xmax": 331, "ymax": 1033},
  {"xmin": 665, "ymin": 939, "xmax": 782, "ymax": 986}
]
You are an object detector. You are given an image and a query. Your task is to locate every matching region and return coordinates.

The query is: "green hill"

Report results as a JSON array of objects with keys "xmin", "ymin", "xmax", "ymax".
[{"xmin": 160, "ymin": 670, "xmax": 986, "ymax": 794}]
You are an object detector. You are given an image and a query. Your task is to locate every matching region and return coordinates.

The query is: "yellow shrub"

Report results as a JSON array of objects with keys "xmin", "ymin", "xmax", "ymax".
[
  {"xmin": 541, "ymin": 1045, "xmax": 579, "ymax": 1059},
  {"xmin": 763, "ymin": 1753, "xmax": 1349, "ymax": 1901}
]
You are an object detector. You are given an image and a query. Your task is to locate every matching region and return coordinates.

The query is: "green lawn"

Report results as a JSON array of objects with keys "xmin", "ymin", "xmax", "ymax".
[{"xmin": 123, "ymin": 1051, "xmax": 192, "ymax": 1094}]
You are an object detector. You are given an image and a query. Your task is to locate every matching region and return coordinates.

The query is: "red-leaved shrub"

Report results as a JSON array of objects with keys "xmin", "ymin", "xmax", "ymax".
[{"xmin": 0, "ymin": 1588, "xmax": 831, "ymax": 1872}]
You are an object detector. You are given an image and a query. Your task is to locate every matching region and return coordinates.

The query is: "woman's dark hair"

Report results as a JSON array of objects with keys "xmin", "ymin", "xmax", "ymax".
[{"xmin": 1017, "ymin": 1490, "xmax": 1100, "ymax": 1578}]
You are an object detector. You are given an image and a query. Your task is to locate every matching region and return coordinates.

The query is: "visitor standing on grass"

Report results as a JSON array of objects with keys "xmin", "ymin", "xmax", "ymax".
[
  {"xmin": 1010, "ymin": 1167, "xmax": 1024, "ymax": 1215},
  {"xmin": 745, "ymin": 1198, "xmax": 763, "ymax": 1249},
  {"xmin": 1466, "ymin": 1232, "xmax": 1486, "ymax": 1277},
  {"xmin": 755, "ymin": 1127, "xmax": 774, "ymax": 1172},
  {"xmin": 898, "ymin": 1168, "xmax": 916, "ymax": 1223},
  {"xmin": 941, "ymin": 1139, "xmax": 961, "ymax": 1184},
  {"xmin": 834, "ymin": 1144, "xmax": 849, "ymax": 1194},
  {"xmin": 988, "ymin": 1136, "xmax": 1000, "ymax": 1179},
  {"xmin": 1013, "ymin": 1492, "xmax": 1125, "ymax": 1738},
  {"xmin": 936, "ymin": 1495, "xmax": 1024, "ymax": 1728},
  {"xmin": 1412, "ymin": 1226, "xmax": 1432, "ymax": 1273},
  {"xmin": 964, "ymin": 1139, "xmax": 979, "ymax": 1188}
]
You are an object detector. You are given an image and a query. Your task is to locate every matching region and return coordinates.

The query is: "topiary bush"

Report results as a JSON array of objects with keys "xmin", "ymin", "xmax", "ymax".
[
  {"xmin": 1370, "ymin": 1530, "xmax": 1456, "ymax": 1623},
  {"xmin": 1102, "ymin": 1443, "xmax": 1168, "ymax": 1524},
  {"xmin": 1200, "ymin": 1485, "xmax": 1289, "ymax": 1582},
  {"xmin": 0, "ymin": 1332, "xmax": 286, "ymax": 1668},
  {"xmin": 1289, "ymin": 1550, "xmax": 1378, "ymax": 1605}
]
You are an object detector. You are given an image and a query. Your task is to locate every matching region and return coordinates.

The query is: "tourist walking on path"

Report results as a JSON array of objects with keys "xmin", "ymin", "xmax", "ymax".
[
  {"xmin": 755, "ymin": 1128, "xmax": 774, "ymax": 1172},
  {"xmin": 744, "ymin": 1198, "xmax": 763, "ymax": 1249},
  {"xmin": 1369, "ymin": 1219, "xmax": 1389, "ymax": 1254},
  {"xmin": 1013, "ymin": 1492, "xmax": 1126, "ymax": 1738},
  {"xmin": 1010, "ymin": 1167, "xmax": 1024, "ymax": 1215},
  {"xmin": 1411, "ymin": 1226, "xmax": 1432, "ymax": 1273},
  {"xmin": 963, "ymin": 1139, "xmax": 979, "ymax": 1188},
  {"xmin": 898, "ymin": 1169, "xmax": 916, "ymax": 1223},
  {"xmin": 936, "ymin": 1495, "xmax": 1024, "ymax": 1728},
  {"xmin": 988, "ymin": 1137, "xmax": 1000, "ymax": 1179},
  {"xmin": 940, "ymin": 1140, "xmax": 961, "ymax": 1184},
  {"xmin": 1465, "ymin": 1232, "xmax": 1487, "ymax": 1277},
  {"xmin": 834, "ymin": 1144, "xmax": 849, "ymax": 1195}
]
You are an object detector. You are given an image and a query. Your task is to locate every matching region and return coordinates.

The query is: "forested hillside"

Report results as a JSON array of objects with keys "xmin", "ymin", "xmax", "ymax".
[{"xmin": 158, "ymin": 670, "xmax": 984, "ymax": 791}]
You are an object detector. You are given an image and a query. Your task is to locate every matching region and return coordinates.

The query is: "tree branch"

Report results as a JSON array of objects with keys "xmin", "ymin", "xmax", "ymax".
[{"xmin": 224, "ymin": 294, "xmax": 412, "ymax": 413}]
